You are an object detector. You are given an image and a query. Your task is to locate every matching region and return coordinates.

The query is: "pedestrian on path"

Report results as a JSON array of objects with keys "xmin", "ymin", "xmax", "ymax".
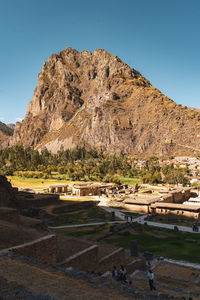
[{"xmin": 147, "ymin": 270, "xmax": 156, "ymax": 291}]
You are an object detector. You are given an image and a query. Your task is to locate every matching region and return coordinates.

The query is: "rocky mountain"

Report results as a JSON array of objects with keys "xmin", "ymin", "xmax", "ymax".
[
  {"xmin": 0, "ymin": 121, "xmax": 14, "ymax": 145},
  {"xmin": 7, "ymin": 123, "xmax": 15, "ymax": 130},
  {"xmin": 9, "ymin": 47, "xmax": 200, "ymax": 157}
]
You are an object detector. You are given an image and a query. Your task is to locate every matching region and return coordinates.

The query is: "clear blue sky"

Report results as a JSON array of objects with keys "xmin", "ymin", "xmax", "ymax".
[{"xmin": 0, "ymin": 0, "xmax": 199, "ymax": 124}]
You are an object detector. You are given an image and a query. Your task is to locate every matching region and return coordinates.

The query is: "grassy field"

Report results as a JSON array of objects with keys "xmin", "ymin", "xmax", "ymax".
[
  {"xmin": 7, "ymin": 175, "xmax": 140, "ymax": 190},
  {"xmin": 54, "ymin": 224, "xmax": 111, "ymax": 240},
  {"xmin": 50, "ymin": 206, "xmax": 115, "ymax": 225},
  {"xmin": 54, "ymin": 224, "xmax": 200, "ymax": 263},
  {"xmin": 149, "ymin": 214, "xmax": 193, "ymax": 227},
  {"xmin": 118, "ymin": 177, "xmax": 141, "ymax": 185},
  {"xmin": 7, "ymin": 176, "xmax": 70, "ymax": 190}
]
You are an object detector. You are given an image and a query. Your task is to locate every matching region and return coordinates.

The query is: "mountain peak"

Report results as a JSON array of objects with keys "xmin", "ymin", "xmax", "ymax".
[{"xmin": 8, "ymin": 47, "xmax": 200, "ymax": 157}]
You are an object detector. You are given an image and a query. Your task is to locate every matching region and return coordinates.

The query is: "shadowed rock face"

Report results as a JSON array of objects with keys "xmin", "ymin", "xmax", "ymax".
[
  {"xmin": 9, "ymin": 47, "xmax": 200, "ymax": 157},
  {"xmin": 0, "ymin": 176, "xmax": 16, "ymax": 207}
]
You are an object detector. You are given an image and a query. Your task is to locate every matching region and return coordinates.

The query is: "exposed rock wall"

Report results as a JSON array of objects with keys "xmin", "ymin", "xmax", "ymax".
[
  {"xmin": 0, "ymin": 176, "xmax": 16, "ymax": 207},
  {"xmin": 10, "ymin": 47, "xmax": 200, "ymax": 157}
]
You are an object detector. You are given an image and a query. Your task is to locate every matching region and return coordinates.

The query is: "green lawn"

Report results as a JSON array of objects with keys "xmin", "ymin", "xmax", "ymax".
[
  {"xmin": 118, "ymin": 177, "xmax": 141, "ymax": 185},
  {"xmin": 55, "ymin": 224, "xmax": 200, "ymax": 264},
  {"xmin": 149, "ymin": 214, "xmax": 193, "ymax": 227},
  {"xmin": 54, "ymin": 224, "xmax": 111, "ymax": 240},
  {"xmin": 51, "ymin": 206, "xmax": 115, "ymax": 225}
]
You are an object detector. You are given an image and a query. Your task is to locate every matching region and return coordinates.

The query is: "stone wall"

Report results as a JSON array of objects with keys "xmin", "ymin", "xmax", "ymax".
[
  {"xmin": 0, "ymin": 207, "xmax": 20, "ymax": 224},
  {"xmin": 124, "ymin": 204, "xmax": 149, "ymax": 213},
  {"xmin": 155, "ymin": 208, "xmax": 199, "ymax": 219},
  {"xmin": 15, "ymin": 193, "xmax": 60, "ymax": 208},
  {"xmin": 98, "ymin": 248, "xmax": 125, "ymax": 273},
  {"xmin": 171, "ymin": 190, "xmax": 183, "ymax": 203},
  {"xmin": 183, "ymin": 188, "xmax": 191, "ymax": 201},
  {"xmin": 126, "ymin": 258, "xmax": 146, "ymax": 273},
  {"xmin": 58, "ymin": 245, "xmax": 98, "ymax": 272},
  {"xmin": 52, "ymin": 201, "xmax": 96, "ymax": 214},
  {"xmin": 12, "ymin": 234, "xmax": 57, "ymax": 263},
  {"xmin": 161, "ymin": 194, "xmax": 173, "ymax": 203}
]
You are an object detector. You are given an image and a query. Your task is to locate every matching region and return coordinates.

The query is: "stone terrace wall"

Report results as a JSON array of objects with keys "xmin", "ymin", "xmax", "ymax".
[
  {"xmin": 16, "ymin": 193, "xmax": 60, "ymax": 208},
  {"xmin": 52, "ymin": 201, "xmax": 96, "ymax": 214},
  {"xmin": 12, "ymin": 234, "xmax": 57, "ymax": 263},
  {"xmin": 98, "ymin": 248, "xmax": 125, "ymax": 273},
  {"xmin": 126, "ymin": 258, "xmax": 146, "ymax": 274},
  {"xmin": 58, "ymin": 245, "xmax": 98, "ymax": 272},
  {"xmin": 0, "ymin": 207, "xmax": 20, "ymax": 224}
]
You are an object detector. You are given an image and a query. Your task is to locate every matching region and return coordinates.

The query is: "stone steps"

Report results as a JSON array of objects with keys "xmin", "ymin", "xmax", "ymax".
[{"xmin": 131, "ymin": 271, "xmax": 200, "ymax": 299}]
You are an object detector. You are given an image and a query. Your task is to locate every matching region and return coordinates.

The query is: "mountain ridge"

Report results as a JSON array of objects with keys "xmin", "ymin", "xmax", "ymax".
[{"xmin": 7, "ymin": 47, "xmax": 200, "ymax": 157}]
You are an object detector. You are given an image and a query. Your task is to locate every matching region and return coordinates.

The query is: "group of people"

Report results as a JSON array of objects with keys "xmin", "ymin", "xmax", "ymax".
[
  {"xmin": 112, "ymin": 261, "xmax": 156, "ymax": 291},
  {"xmin": 112, "ymin": 265, "xmax": 127, "ymax": 282},
  {"xmin": 124, "ymin": 215, "xmax": 133, "ymax": 222}
]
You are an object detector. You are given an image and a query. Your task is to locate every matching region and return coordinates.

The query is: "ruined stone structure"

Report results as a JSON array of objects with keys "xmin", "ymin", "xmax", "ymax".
[
  {"xmin": 124, "ymin": 187, "xmax": 198, "ymax": 219},
  {"xmin": 151, "ymin": 203, "xmax": 200, "ymax": 219},
  {"xmin": 72, "ymin": 183, "xmax": 101, "ymax": 196},
  {"xmin": 48, "ymin": 184, "xmax": 68, "ymax": 193}
]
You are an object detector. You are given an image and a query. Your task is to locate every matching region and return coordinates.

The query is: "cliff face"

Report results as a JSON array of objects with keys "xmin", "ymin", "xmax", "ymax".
[
  {"xmin": 10, "ymin": 47, "xmax": 200, "ymax": 157},
  {"xmin": 0, "ymin": 122, "xmax": 13, "ymax": 146}
]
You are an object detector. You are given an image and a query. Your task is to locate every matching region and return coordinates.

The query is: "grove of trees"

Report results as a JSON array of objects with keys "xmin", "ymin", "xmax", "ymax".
[{"xmin": 0, "ymin": 145, "xmax": 190, "ymax": 185}]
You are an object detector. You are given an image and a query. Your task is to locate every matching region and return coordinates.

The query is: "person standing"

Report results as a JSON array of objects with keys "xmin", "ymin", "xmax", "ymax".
[
  {"xmin": 147, "ymin": 270, "xmax": 156, "ymax": 291},
  {"xmin": 112, "ymin": 265, "xmax": 118, "ymax": 280}
]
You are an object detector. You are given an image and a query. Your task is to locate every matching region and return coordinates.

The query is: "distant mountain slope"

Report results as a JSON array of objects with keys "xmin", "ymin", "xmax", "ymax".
[
  {"xmin": 0, "ymin": 121, "xmax": 14, "ymax": 145},
  {"xmin": 0, "ymin": 121, "xmax": 13, "ymax": 136},
  {"xmin": 10, "ymin": 47, "xmax": 200, "ymax": 157},
  {"xmin": 7, "ymin": 123, "xmax": 15, "ymax": 130}
]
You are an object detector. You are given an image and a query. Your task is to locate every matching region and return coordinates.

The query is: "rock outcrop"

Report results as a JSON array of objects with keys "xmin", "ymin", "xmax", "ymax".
[
  {"xmin": 9, "ymin": 47, "xmax": 200, "ymax": 157},
  {"xmin": 0, "ymin": 121, "xmax": 13, "ymax": 145},
  {"xmin": 0, "ymin": 175, "xmax": 17, "ymax": 207}
]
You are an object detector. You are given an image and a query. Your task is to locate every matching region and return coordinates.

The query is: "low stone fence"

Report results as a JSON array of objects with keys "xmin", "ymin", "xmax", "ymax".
[
  {"xmin": 12, "ymin": 234, "xmax": 57, "ymax": 263},
  {"xmin": 98, "ymin": 248, "xmax": 125, "ymax": 273},
  {"xmin": 57, "ymin": 245, "xmax": 98, "ymax": 272}
]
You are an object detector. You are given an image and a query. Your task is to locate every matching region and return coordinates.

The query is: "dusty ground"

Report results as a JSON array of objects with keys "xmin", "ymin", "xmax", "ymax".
[{"xmin": 0, "ymin": 256, "xmax": 135, "ymax": 300}]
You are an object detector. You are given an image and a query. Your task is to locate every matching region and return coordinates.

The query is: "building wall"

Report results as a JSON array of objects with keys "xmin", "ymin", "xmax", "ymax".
[
  {"xmin": 171, "ymin": 191, "xmax": 184, "ymax": 203},
  {"xmin": 161, "ymin": 195, "xmax": 173, "ymax": 203},
  {"xmin": 155, "ymin": 208, "xmax": 199, "ymax": 219},
  {"xmin": 124, "ymin": 204, "xmax": 149, "ymax": 213}
]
